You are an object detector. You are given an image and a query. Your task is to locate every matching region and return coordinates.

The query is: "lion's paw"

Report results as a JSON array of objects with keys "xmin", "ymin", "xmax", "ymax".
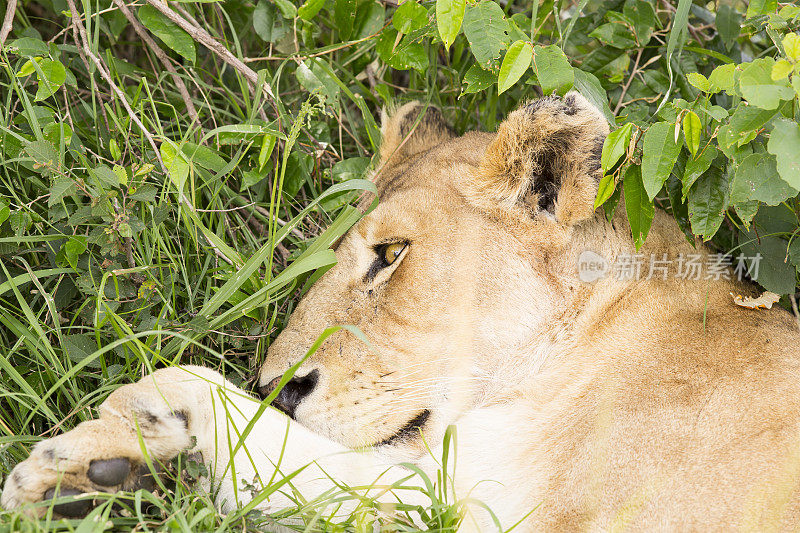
[{"xmin": 1, "ymin": 407, "xmax": 196, "ymax": 518}]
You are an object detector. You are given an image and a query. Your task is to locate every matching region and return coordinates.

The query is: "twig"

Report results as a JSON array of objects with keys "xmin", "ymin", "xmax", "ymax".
[
  {"xmin": 251, "ymin": 205, "xmax": 306, "ymax": 240},
  {"xmin": 66, "ymin": 0, "xmax": 236, "ymax": 267},
  {"xmin": 144, "ymin": 0, "xmax": 273, "ymax": 101},
  {"xmin": 0, "ymin": 0, "xmax": 16, "ymax": 48},
  {"xmin": 233, "ymin": 209, "xmax": 290, "ymax": 265},
  {"xmin": 243, "ymin": 33, "xmax": 379, "ymax": 63},
  {"xmin": 64, "ymin": 0, "xmax": 166, "ymax": 173},
  {"xmin": 109, "ymin": 0, "xmax": 202, "ymax": 136},
  {"xmin": 790, "ymin": 294, "xmax": 800, "ymax": 334},
  {"xmin": 614, "ymin": 47, "xmax": 643, "ymax": 115}
]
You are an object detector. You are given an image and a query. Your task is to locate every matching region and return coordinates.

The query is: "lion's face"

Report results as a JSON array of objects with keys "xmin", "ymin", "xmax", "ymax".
[{"xmin": 258, "ymin": 94, "xmax": 610, "ymax": 455}]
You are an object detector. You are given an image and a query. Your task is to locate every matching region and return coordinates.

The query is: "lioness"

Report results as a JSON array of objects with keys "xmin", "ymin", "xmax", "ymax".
[{"xmin": 4, "ymin": 93, "xmax": 800, "ymax": 531}]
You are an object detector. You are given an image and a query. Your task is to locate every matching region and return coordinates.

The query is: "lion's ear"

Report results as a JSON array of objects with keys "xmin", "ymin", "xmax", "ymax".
[
  {"xmin": 467, "ymin": 92, "xmax": 610, "ymax": 225},
  {"xmin": 379, "ymin": 101, "xmax": 455, "ymax": 167}
]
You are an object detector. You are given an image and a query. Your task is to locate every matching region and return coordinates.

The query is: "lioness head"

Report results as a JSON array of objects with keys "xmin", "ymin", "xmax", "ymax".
[{"xmin": 258, "ymin": 93, "xmax": 616, "ymax": 455}]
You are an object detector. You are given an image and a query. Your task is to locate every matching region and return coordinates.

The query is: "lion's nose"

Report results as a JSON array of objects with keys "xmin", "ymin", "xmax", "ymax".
[{"xmin": 257, "ymin": 369, "xmax": 319, "ymax": 418}]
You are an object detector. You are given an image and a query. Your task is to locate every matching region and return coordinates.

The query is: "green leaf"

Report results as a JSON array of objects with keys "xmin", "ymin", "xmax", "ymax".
[
  {"xmin": 138, "ymin": 5, "xmax": 196, "ymax": 63},
  {"xmin": 7, "ymin": 37, "xmax": 49, "ymax": 56},
  {"xmin": 623, "ymin": 0, "xmax": 656, "ymax": 46},
  {"xmin": 62, "ymin": 334, "xmax": 101, "ymax": 368},
  {"xmin": 259, "ymin": 134, "xmax": 277, "ymax": 170},
  {"xmin": 666, "ymin": 174, "xmax": 693, "ymax": 243},
  {"xmin": 462, "ymin": 1, "xmax": 509, "ymax": 69},
  {"xmin": 572, "ymin": 70, "xmax": 614, "ymax": 124},
  {"xmin": 623, "ymin": 165, "xmax": 654, "ymax": 250},
  {"xmin": 113, "ymin": 164, "xmax": 128, "ymax": 186},
  {"xmin": 531, "ymin": 44, "xmax": 573, "ymax": 95},
  {"xmin": 181, "ymin": 143, "xmax": 227, "ymax": 172},
  {"xmin": 16, "ymin": 57, "xmax": 40, "ymax": 78},
  {"xmin": 641, "ymin": 122, "xmax": 681, "ymax": 200},
  {"xmin": 393, "ymin": 1, "xmax": 427, "ymax": 34},
  {"xmin": 687, "ymin": 165, "xmax": 728, "ymax": 241},
  {"xmin": 298, "ymin": 0, "xmax": 325, "ymax": 21},
  {"xmin": 274, "ymin": 0, "xmax": 297, "ymax": 18},
  {"xmin": 746, "ymin": 0, "xmax": 777, "ymax": 18},
  {"xmin": 118, "ymin": 222, "xmax": 132, "ymax": 238},
  {"xmin": 241, "ymin": 170, "xmax": 265, "ymax": 190},
  {"xmin": 682, "ymin": 145, "xmax": 717, "ymax": 199},
  {"xmin": 739, "ymin": 58, "xmax": 793, "ymax": 110},
  {"xmin": 715, "ymin": 4, "xmax": 740, "ymax": 50},
  {"xmin": 498, "ymin": 41, "xmax": 532, "ymax": 94},
  {"xmin": 739, "ymin": 208, "xmax": 796, "ymax": 295},
  {"xmin": 686, "ymin": 72, "xmax": 710, "ymax": 92},
  {"xmin": 129, "ymin": 184, "xmax": 157, "ymax": 203},
  {"xmin": 25, "ymin": 140, "xmax": 59, "ymax": 173},
  {"xmin": 601, "ymin": 122, "xmax": 633, "ymax": 173},
  {"xmin": 8, "ymin": 211, "xmax": 31, "ymax": 236},
  {"xmin": 771, "ymin": 59, "xmax": 793, "ymax": 81},
  {"xmin": 160, "ymin": 141, "xmax": 190, "ymax": 191},
  {"xmin": 708, "ymin": 63, "xmax": 737, "ymax": 95},
  {"xmin": 735, "ymin": 201, "xmax": 759, "ymax": 230},
  {"xmin": 594, "ymin": 173, "xmax": 616, "ymax": 209},
  {"xmin": 0, "ymin": 200, "xmax": 9, "ymax": 227},
  {"xmin": 767, "ymin": 118, "xmax": 800, "ymax": 190},
  {"xmin": 63, "ymin": 235, "xmax": 88, "ymax": 269},
  {"xmin": 436, "ymin": 0, "xmax": 465, "ymax": 51},
  {"xmin": 377, "ymin": 30, "xmax": 429, "ymax": 72},
  {"xmin": 334, "ymin": 0, "xmax": 356, "ymax": 40},
  {"xmin": 295, "ymin": 60, "xmax": 340, "ymax": 101},
  {"xmin": 48, "ymin": 177, "xmax": 76, "ymax": 206},
  {"xmin": 740, "ymin": 234, "xmax": 796, "ymax": 295},
  {"xmin": 109, "ymin": 138, "xmax": 120, "ymax": 160},
  {"xmin": 589, "ymin": 22, "xmax": 636, "ymax": 49},
  {"xmin": 393, "ymin": 41, "xmax": 429, "ymax": 72},
  {"xmin": 90, "ymin": 165, "xmax": 119, "ymax": 189},
  {"xmin": 784, "ymin": 32, "xmax": 800, "ymax": 62},
  {"xmin": 254, "ymin": 0, "xmax": 287, "ymax": 43},
  {"xmin": 682, "ymin": 111, "xmax": 701, "ymax": 156},
  {"xmin": 34, "ymin": 59, "xmax": 66, "ymax": 101},
  {"xmin": 283, "ymin": 151, "xmax": 313, "ymax": 198},
  {"xmin": 462, "ymin": 64, "xmax": 495, "ymax": 94},
  {"xmin": 332, "ymin": 157, "xmax": 370, "ymax": 182},
  {"xmin": 353, "ymin": 0, "xmax": 385, "ymax": 40},
  {"xmin": 730, "ymin": 152, "xmax": 797, "ymax": 206},
  {"xmin": 719, "ymin": 105, "xmax": 776, "ymax": 149}
]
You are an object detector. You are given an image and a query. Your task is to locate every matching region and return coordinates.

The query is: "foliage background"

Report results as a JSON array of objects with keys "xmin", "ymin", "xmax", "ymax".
[{"xmin": 0, "ymin": 0, "xmax": 799, "ymax": 529}]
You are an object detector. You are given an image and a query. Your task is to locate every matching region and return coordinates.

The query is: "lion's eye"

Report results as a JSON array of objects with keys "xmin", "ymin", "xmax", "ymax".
[{"xmin": 381, "ymin": 242, "xmax": 407, "ymax": 266}]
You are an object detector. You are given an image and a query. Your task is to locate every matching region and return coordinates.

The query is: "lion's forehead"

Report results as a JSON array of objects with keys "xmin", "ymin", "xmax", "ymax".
[{"xmin": 373, "ymin": 132, "xmax": 492, "ymax": 201}]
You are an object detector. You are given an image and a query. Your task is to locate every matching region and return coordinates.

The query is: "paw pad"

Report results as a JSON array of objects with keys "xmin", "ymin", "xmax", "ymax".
[
  {"xmin": 43, "ymin": 487, "xmax": 92, "ymax": 518},
  {"xmin": 87, "ymin": 457, "xmax": 130, "ymax": 486}
]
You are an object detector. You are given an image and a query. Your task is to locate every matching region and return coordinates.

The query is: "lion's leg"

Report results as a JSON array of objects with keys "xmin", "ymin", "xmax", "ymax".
[{"xmin": 1, "ymin": 365, "xmax": 417, "ymax": 518}]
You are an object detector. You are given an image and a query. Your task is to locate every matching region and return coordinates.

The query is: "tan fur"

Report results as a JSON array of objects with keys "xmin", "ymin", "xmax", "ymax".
[
  {"xmin": 5, "ymin": 92, "xmax": 800, "ymax": 531},
  {"xmin": 258, "ymin": 92, "xmax": 800, "ymax": 529}
]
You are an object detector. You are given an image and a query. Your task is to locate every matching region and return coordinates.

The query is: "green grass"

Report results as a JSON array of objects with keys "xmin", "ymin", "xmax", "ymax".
[
  {"xmin": 0, "ymin": 0, "xmax": 481, "ymax": 528},
  {"xmin": 0, "ymin": 0, "xmax": 798, "ymax": 530}
]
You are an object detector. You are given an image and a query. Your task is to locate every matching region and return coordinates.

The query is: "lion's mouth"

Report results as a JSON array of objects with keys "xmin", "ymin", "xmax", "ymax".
[{"xmin": 373, "ymin": 409, "xmax": 431, "ymax": 447}]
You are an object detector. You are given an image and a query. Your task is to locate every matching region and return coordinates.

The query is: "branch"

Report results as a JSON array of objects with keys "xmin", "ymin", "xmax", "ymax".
[
  {"xmin": 144, "ymin": 0, "xmax": 274, "ymax": 102},
  {"xmin": 64, "ymin": 0, "xmax": 166, "ymax": 174},
  {"xmin": 614, "ymin": 47, "xmax": 643, "ymax": 115},
  {"xmin": 0, "ymin": 0, "xmax": 17, "ymax": 48},
  {"xmin": 109, "ymin": 0, "xmax": 202, "ymax": 136}
]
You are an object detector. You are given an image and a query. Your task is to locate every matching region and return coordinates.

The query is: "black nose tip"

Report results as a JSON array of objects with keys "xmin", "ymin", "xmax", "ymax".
[{"xmin": 258, "ymin": 369, "xmax": 319, "ymax": 418}]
